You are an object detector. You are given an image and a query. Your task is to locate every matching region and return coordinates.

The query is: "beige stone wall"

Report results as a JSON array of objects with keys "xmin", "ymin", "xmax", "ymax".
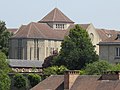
[
  {"xmin": 99, "ymin": 45, "xmax": 120, "ymax": 64},
  {"xmin": 87, "ymin": 24, "xmax": 101, "ymax": 54},
  {"xmin": 9, "ymin": 24, "xmax": 102, "ymax": 61},
  {"xmin": 44, "ymin": 40, "xmax": 62, "ymax": 57},
  {"xmin": 9, "ymin": 38, "xmax": 62, "ymax": 60},
  {"xmin": 9, "ymin": 39, "xmax": 27, "ymax": 59}
]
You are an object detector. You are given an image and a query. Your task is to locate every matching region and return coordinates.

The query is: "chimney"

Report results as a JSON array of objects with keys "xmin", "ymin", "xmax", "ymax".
[
  {"xmin": 102, "ymin": 71, "xmax": 120, "ymax": 80},
  {"xmin": 64, "ymin": 70, "xmax": 79, "ymax": 90}
]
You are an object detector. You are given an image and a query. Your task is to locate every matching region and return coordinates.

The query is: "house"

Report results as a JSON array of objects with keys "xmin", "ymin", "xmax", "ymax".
[
  {"xmin": 8, "ymin": 8, "xmax": 102, "ymax": 61},
  {"xmin": 31, "ymin": 70, "xmax": 120, "ymax": 90},
  {"xmin": 8, "ymin": 59, "xmax": 43, "ymax": 72},
  {"xmin": 98, "ymin": 33, "xmax": 120, "ymax": 64}
]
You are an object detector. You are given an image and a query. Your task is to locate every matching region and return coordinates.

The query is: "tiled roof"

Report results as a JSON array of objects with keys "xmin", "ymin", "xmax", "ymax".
[
  {"xmin": 31, "ymin": 75, "xmax": 120, "ymax": 90},
  {"xmin": 31, "ymin": 75, "xmax": 64, "ymax": 90},
  {"xmin": 8, "ymin": 59, "xmax": 44, "ymax": 68},
  {"xmin": 97, "ymin": 29, "xmax": 118, "ymax": 41},
  {"xmin": 7, "ymin": 28, "xmax": 18, "ymax": 34},
  {"xmin": 97, "ymin": 29, "xmax": 120, "ymax": 45},
  {"xmin": 39, "ymin": 8, "xmax": 74, "ymax": 23},
  {"xmin": 12, "ymin": 22, "xmax": 90, "ymax": 40}
]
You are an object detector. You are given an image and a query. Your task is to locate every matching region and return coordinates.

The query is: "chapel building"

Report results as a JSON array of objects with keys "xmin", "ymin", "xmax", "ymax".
[{"xmin": 9, "ymin": 8, "xmax": 118, "ymax": 61}]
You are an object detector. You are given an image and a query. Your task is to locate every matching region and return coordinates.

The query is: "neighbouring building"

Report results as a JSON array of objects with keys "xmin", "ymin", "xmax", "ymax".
[
  {"xmin": 98, "ymin": 33, "xmax": 120, "ymax": 64},
  {"xmin": 8, "ymin": 59, "xmax": 43, "ymax": 72},
  {"xmin": 31, "ymin": 70, "xmax": 120, "ymax": 90},
  {"xmin": 9, "ymin": 8, "xmax": 120, "ymax": 61}
]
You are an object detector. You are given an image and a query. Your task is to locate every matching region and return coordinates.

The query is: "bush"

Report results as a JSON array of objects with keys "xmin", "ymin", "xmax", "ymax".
[
  {"xmin": 28, "ymin": 74, "xmax": 41, "ymax": 87},
  {"xmin": 84, "ymin": 60, "xmax": 112, "ymax": 75},
  {"xmin": 0, "ymin": 71, "xmax": 10, "ymax": 90},
  {"xmin": 13, "ymin": 74, "xmax": 27, "ymax": 89},
  {"xmin": 43, "ymin": 65, "xmax": 68, "ymax": 76}
]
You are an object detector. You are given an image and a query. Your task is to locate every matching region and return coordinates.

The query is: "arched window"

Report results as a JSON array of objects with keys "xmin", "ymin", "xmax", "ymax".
[{"xmin": 90, "ymin": 33, "xmax": 94, "ymax": 42}]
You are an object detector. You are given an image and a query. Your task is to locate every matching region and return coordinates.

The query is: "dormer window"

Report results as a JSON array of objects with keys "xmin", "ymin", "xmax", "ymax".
[
  {"xmin": 56, "ymin": 24, "xmax": 65, "ymax": 29},
  {"xmin": 106, "ymin": 34, "xmax": 112, "ymax": 38}
]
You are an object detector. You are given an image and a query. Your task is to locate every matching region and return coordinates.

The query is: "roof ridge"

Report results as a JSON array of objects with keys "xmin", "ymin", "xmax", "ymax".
[
  {"xmin": 53, "ymin": 8, "xmax": 56, "ymax": 22},
  {"xmin": 58, "ymin": 9, "xmax": 68, "ymax": 22},
  {"xmin": 27, "ymin": 23, "xmax": 32, "ymax": 38},
  {"xmin": 13, "ymin": 25, "xmax": 25, "ymax": 37},
  {"xmin": 33, "ymin": 23, "xmax": 47, "ymax": 38}
]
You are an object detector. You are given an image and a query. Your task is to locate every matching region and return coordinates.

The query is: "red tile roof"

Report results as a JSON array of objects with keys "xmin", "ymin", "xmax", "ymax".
[
  {"xmin": 39, "ymin": 8, "xmax": 74, "ymax": 23},
  {"xmin": 31, "ymin": 75, "xmax": 64, "ymax": 90},
  {"xmin": 12, "ymin": 22, "xmax": 90, "ymax": 40},
  {"xmin": 31, "ymin": 75, "xmax": 120, "ymax": 90},
  {"xmin": 97, "ymin": 29, "xmax": 120, "ymax": 45},
  {"xmin": 97, "ymin": 29, "xmax": 118, "ymax": 41},
  {"xmin": 7, "ymin": 28, "xmax": 18, "ymax": 34}
]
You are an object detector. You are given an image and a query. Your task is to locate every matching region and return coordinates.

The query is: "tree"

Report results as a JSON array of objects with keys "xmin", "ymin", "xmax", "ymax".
[
  {"xmin": 28, "ymin": 74, "xmax": 41, "ymax": 87},
  {"xmin": 0, "ymin": 21, "xmax": 12, "ymax": 56},
  {"xmin": 84, "ymin": 60, "xmax": 112, "ymax": 75},
  {"xmin": 43, "ymin": 66, "xmax": 68, "ymax": 76},
  {"xmin": 42, "ymin": 50, "xmax": 58, "ymax": 68},
  {"xmin": 0, "ymin": 52, "xmax": 10, "ymax": 90},
  {"xmin": 52, "ymin": 25, "xmax": 98, "ymax": 70},
  {"xmin": 13, "ymin": 74, "xmax": 27, "ymax": 89}
]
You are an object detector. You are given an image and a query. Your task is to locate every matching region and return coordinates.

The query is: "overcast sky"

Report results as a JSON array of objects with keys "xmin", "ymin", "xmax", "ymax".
[{"xmin": 0, "ymin": 0, "xmax": 120, "ymax": 30}]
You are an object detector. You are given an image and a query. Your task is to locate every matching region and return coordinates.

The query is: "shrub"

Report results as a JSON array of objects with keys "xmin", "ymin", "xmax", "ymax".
[
  {"xmin": 28, "ymin": 74, "xmax": 41, "ymax": 87},
  {"xmin": 13, "ymin": 74, "xmax": 27, "ymax": 89}
]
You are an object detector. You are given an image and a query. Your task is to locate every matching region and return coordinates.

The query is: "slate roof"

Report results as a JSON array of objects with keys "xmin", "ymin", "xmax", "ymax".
[
  {"xmin": 12, "ymin": 22, "xmax": 90, "ymax": 40},
  {"xmin": 8, "ymin": 59, "xmax": 44, "ymax": 68},
  {"xmin": 31, "ymin": 75, "xmax": 120, "ymax": 90},
  {"xmin": 39, "ymin": 8, "xmax": 74, "ymax": 23}
]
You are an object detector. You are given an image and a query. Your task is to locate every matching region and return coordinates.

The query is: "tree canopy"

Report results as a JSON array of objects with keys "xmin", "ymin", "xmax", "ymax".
[
  {"xmin": 28, "ymin": 74, "xmax": 41, "ymax": 87},
  {"xmin": 0, "ymin": 21, "xmax": 12, "ymax": 56},
  {"xmin": 13, "ymin": 74, "xmax": 27, "ymax": 89},
  {"xmin": 84, "ymin": 60, "xmax": 112, "ymax": 75},
  {"xmin": 0, "ymin": 52, "xmax": 10, "ymax": 90},
  {"xmin": 43, "ymin": 66, "xmax": 68, "ymax": 76},
  {"xmin": 52, "ymin": 25, "xmax": 98, "ymax": 70}
]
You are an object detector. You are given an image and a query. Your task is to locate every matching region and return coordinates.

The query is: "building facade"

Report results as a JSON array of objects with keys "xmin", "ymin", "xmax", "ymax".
[
  {"xmin": 9, "ymin": 8, "xmax": 120, "ymax": 61},
  {"xmin": 99, "ymin": 34, "xmax": 120, "ymax": 64}
]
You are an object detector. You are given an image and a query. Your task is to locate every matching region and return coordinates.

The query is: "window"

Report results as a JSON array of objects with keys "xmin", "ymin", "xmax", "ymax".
[
  {"xmin": 115, "ymin": 48, "xmax": 120, "ymax": 57},
  {"xmin": 30, "ymin": 47, "xmax": 32, "ymax": 60},
  {"xmin": 34, "ymin": 39, "xmax": 39, "ymax": 60},
  {"xmin": 18, "ymin": 39, "xmax": 23, "ymax": 59},
  {"xmin": 90, "ymin": 33, "xmax": 94, "ymax": 42},
  {"xmin": 56, "ymin": 24, "xmax": 65, "ymax": 29}
]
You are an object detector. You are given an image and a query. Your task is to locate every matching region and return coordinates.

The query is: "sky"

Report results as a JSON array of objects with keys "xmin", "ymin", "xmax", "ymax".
[{"xmin": 0, "ymin": 0, "xmax": 120, "ymax": 30}]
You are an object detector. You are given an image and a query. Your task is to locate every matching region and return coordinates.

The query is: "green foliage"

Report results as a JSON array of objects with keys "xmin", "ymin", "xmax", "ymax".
[
  {"xmin": 43, "ymin": 66, "xmax": 68, "ymax": 76},
  {"xmin": 0, "ymin": 52, "xmax": 10, "ymax": 90},
  {"xmin": 0, "ymin": 71, "xmax": 10, "ymax": 90},
  {"xmin": 84, "ymin": 60, "xmax": 112, "ymax": 75},
  {"xmin": 52, "ymin": 25, "xmax": 98, "ymax": 70},
  {"xmin": 0, "ymin": 52, "xmax": 10, "ymax": 73},
  {"xmin": 0, "ymin": 21, "xmax": 12, "ymax": 56},
  {"xmin": 28, "ymin": 74, "xmax": 41, "ymax": 87},
  {"xmin": 110, "ymin": 64, "xmax": 120, "ymax": 71},
  {"xmin": 13, "ymin": 74, "xmax": 27, "ymax": 89}
]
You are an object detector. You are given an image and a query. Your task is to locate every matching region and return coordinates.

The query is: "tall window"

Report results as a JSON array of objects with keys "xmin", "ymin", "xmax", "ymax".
[
  {"xmin": 30, "ymin": 47, "xmax": 32, "ymax": 60},
  {"xmin": 37, "ymin": 47, "xmax": 39, "ymax": 60},
  {"xmin": 18, "ymin": 39, "xmax": 22, "ymax": 59},
  {"xmin": 115, "ymin": 48, "xmax": 120, "ymax": 57},
  {"xmin": 34, "ymin": 39, "xmax": 39, "ymax": 60}
]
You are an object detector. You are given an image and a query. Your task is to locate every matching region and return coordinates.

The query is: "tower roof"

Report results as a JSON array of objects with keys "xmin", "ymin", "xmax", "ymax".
[{"xmin": 39, "ymin": 8, "xmax": 74, "ymax": 23}]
